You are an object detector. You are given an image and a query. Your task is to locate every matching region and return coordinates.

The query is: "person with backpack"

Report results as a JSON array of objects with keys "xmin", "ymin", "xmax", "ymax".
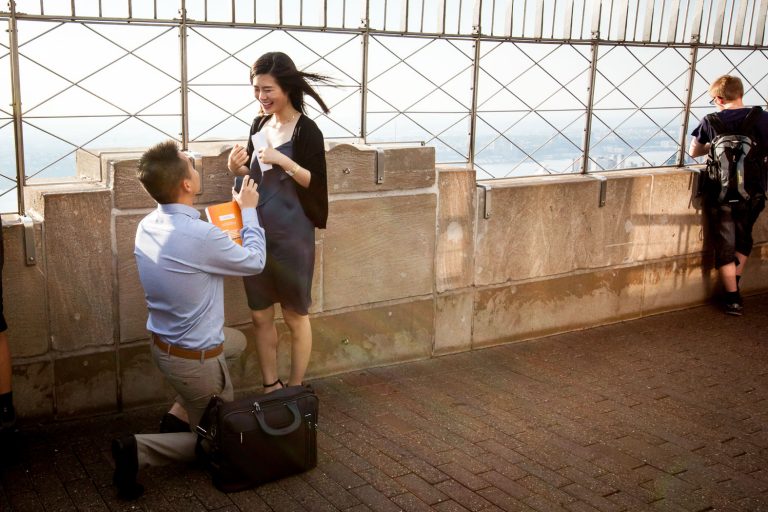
[{"xmin": 689, "ymin": 75, "xmax": 768, "ymax": 315}]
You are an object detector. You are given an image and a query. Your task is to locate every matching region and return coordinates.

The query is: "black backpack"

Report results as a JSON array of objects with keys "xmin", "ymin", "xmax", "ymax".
[{"xmin": 704, "ymin": 106, "xmax": 765, "ymax": 203}]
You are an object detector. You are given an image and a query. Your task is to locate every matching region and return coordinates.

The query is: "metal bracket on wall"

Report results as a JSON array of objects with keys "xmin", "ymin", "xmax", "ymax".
[
  {"xmin": 21, "ymin": 215, "xmax": 36, "ymax": 266},
  {"xmin": 591, "ymin": 175, "xmax": 607, "ymax": 207},
  {"xmin": 477, "ymin": 183, "xmax": 492, "ymax": 219},
  {"xmin": 375, "ymin": 148, "xmax": 385, "ymax": 184}
]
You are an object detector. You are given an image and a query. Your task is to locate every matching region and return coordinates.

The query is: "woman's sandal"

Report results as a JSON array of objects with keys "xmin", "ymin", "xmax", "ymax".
[{"xmin": 263, "ymin": 378, "xmax": 284, "ymax": 392}]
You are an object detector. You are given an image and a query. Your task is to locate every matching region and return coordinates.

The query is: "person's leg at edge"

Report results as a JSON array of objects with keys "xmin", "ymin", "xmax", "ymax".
[
  {"xmin": 252, "ymin": 306, "xmax": 281, "ymax": 392},
  {"xmin": 282, "ymin": 308, "xmax": 312, "ymax": 387},
  {"xmin": 0, "ymin": 330, "xmax": 15, "ymax": 428}
]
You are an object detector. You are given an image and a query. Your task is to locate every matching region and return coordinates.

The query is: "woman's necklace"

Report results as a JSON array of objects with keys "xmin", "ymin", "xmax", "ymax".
[{"xmin": 274, "ymin": 111, "xmax": 298, "ymax": 129}]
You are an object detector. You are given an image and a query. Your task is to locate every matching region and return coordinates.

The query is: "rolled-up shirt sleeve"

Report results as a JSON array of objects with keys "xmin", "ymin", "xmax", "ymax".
[{"xmin": 200, "ymin": 207, "xmax": 266, "ymax": 276}]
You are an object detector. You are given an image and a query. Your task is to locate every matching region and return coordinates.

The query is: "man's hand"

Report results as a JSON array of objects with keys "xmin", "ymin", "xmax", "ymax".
[
  {"xmin": 233, "ymin": 175, "xmax": 259, "ymax": 210},
  {"xmin": 228, "ymin": 144, "xmax": 249, "ymax": 174}
]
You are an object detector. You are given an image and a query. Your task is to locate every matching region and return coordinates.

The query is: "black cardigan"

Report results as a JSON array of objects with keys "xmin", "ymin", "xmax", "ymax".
[{"xmin": 245, "ymin": 114, "xmax": 329, "ymax": 229}]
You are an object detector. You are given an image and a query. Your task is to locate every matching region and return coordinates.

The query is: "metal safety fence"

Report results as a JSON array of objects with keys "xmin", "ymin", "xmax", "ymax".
[{"xmin": 1, "ymin": 0, "xmax": 767, "ymax": 214}]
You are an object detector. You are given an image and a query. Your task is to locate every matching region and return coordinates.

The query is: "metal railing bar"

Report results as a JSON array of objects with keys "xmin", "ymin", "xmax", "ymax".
[
  {"xmin": 667, "ymin": 0, "xmax": 681, "ymax": 42},
  {"xmin": 282, "ymin": 30, "xmax": 362, "ymax": 86},
  {"xmin": 756, "ymin": 0, "xmax": 768, "ymax": 44},
  {"xmin": 185, "ymin": 26, "xmax": 273, "ymax": 82}
]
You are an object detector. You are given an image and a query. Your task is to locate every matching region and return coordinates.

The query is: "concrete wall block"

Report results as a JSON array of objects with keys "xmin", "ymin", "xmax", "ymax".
[
  {"xmin": 308, "ymin": 299, "xmax": 434, "ymax": 378},
  {"xmin": 311, "ymin": 232, "xmax": 324, "ymax": 313},
  {"xmin": 645, "ymin": 171, "xmax": 705, "ymax": 260},
  {"xmin": 473, "ymin": 267, "xmax": 645, "ymax": 347},
  {"xmin": 596, "ymin": 174, "xmax": 653, "ymax": 265},
  {"xmin": 326, "ymin": 145, "xmax": 435, "ymax": 194},
  {"xmin": 54, "ymin": 351, "xmax": 118, "ymax": 417},
  {"xmin": 75, "ymin": 149, "xmax": 101, "ymax": 182},
  {"xmin": 752, "ymin": 204, "xmax": 768, "ymax": 244},
  {"xmin": 227, "ymin": 324, "xmax": 269, "ymax": 391},
  {"xmin": 324, "ymin": 194, "xmax": 437, "ymax": 310},
  {"xmin": 434, "ymin": 291, "xmax": 474, "ymax": 356},
  {"xmin": 119, "ymin": 343, "xmax": 176, "ymax": 408},
  {"xmin": 12, "ymin": 361, "xmax": 53, "ymax": 420},
  {"xmin": 475, "ymin": 175, "xmax": 656, "ymax": 286},
  {"xmin": 112, "ymin": 159, "xmax": 155, "ymax": 210},
  {"xmin": 196, "ymin": 151, "xmax": 233, "ymax": 205},
  {"xmin": 742, "ymin": 244, "xmax": 768, "ymax": 294},
  {"xmin": 115, "ymin": 214, "xmax": 148, "ymax": 343},
  {"xmin": 641, "ymin": 254, "xmax": 718, "ymax": 315},
  {"xmin": 44, "ymin": 190, "xmax": 114, "ymax": 351},
  {"xmin": 436, "ymin": 168, "xmax": 476, "ymax": 292},
  {"xmin": 2, "ymin": 219, "xmax": 48, "ymax": 357},
  {"xmin": 224, "ymin": 275, "xmax": 252, "ymax": 327}
]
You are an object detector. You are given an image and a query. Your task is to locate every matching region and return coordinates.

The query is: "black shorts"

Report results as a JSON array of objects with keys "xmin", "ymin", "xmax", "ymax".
[
  {"xmin": 706, "ymin": 195, "xmax": 766, "ymax": 269},
  {"xmin": 0, "ymin": 223, "xmax": 6, "ymax": 333}
]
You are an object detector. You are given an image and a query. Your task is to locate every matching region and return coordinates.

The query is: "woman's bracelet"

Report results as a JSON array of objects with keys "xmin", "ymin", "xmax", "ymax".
[{"xmin": 286, "ymin": 162, "xmax": 301, "ymax": 177}]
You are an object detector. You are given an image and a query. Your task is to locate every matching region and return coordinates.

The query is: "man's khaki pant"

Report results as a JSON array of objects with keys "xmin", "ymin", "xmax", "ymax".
[{"xmin": 135, "ymin": 327, "xmax": 245, "ymax": 468}]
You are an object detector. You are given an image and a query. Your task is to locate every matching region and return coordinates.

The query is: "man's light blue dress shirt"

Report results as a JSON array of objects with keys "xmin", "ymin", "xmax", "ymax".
[{"xmin": 135, "ymin": 203, "xmax": 266, "ymax": 350}]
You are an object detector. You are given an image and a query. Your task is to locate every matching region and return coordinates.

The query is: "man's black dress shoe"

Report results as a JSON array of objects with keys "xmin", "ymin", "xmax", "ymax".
[
  {"xmin": 111, "ymin": 435, "xmax": 144, "ymax": 500},
  {"xmin": 159, "ymin": 412, "xmax": 190, "ymax": 433}
]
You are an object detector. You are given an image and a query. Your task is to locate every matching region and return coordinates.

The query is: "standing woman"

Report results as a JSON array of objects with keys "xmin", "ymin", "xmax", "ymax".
[{"xmin": 227, "ymin": 52, "xmax": 329, "ymax": 392}]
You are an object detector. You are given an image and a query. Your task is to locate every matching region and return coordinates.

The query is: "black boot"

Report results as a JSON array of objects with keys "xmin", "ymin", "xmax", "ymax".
[
  {"xmin": 159, "ymin": 412, "xmax": 190, "ymax": 433},
  {"xmin": 111, "ymin": 435, "xmax": 144, "ymax": 500}
]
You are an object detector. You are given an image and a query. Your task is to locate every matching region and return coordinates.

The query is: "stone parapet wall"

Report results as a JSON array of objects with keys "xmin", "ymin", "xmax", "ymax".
[{"xmin": 2, "ymin": 145, "xmax": 766, "ymax": 421}]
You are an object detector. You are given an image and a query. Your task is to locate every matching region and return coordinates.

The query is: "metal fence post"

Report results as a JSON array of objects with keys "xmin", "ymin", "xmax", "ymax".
[
  {"xmin": 468, "ymin": 0, "xmax": 482, "ymax": 170},
  {"xmin": 8, "ymin": 0, "xmax": 26, "ymax": 215},
  {"xmin": 179, "ymin": 0, "xmax": 190, "ymax": 150},
  {"xmin": 360, "ymin": 0, "xmax": 370, "ymax": 143},
  {"xmin": 678, "ymin": 44, "xmax": 698, "ymax": 166}
]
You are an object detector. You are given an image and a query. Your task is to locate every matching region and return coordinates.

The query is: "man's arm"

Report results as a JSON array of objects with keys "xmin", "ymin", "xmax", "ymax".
[
  {"xmin": 200, "ymin": 176, "xmax": 266, "ymax": 276},
  {"xmin": 689, "ymin": 138, "xmax": 709, "ymax": 158}
]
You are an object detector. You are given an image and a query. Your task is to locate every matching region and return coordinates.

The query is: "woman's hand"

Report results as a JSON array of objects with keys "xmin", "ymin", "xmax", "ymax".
[
  {"xmin": 258, "ymin": 147, "xmax": 290, "ymax": 168},
  {"xmin": 228, "ymin": 144, "xmax": 249, "ymax": 174},
  {"xmin": 233, "ymin": 175, "xmax": 259, "ymax": 209}
]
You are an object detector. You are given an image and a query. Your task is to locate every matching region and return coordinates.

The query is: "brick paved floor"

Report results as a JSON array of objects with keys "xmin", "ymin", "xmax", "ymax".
[{"xmin": 2, "ymin": 295, "xmax": 768, "ymax": 511}]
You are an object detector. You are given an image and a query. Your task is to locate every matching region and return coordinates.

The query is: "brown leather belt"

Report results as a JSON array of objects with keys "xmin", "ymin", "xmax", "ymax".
[{"xmin": 152, "ymin": 333, "xmax": 223, "ymax": 360}]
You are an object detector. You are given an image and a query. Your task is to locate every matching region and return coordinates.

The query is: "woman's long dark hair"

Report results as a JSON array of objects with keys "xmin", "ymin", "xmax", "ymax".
[{"xmin": 250, "ymin": 52, "xmax": 331, "ymax": 114}]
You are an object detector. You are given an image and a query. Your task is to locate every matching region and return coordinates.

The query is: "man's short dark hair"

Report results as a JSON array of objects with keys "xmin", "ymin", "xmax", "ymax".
[{"xmin": 137, "ymin": 140, "xmax": 189, "ymax": 204}]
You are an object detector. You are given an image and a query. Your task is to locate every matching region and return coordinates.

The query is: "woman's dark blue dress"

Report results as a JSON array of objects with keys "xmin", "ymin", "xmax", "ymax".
[{"xmin": 242, "ymin": 141, "xmax": 315, "ymax": 314}]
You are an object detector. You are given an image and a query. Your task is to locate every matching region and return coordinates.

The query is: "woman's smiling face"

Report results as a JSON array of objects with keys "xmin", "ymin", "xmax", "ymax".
[{"xmin": 252, "ymin": 74, "xmax": 290, "ymax": 115}]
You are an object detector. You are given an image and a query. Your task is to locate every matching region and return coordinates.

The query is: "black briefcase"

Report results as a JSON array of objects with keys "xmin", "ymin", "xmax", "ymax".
[{"xmin": 196, "ymin": 385, "xmax": 318, "ymax": 492}]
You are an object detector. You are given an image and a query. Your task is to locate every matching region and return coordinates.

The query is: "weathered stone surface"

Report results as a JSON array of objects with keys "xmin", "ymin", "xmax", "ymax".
[
  {"xmin": 434, "ymin": 292, "xmax": 473, "ymax": 356},
  {"xmin": 44, "ymin": 190, "xmax": 114, "ymax": 351},
  {"xmin": 742, "ymin": 244, "xmax": 768, "ymax": 295},
  {"xmin": 752, "ymin": 204, "xmax": 768, "ymax": 244},
  {"xmin": 475, "ymin": 175, "xmax": 651, "ymax": 286},
  {"xmin": 113, "ymin": 159, "xmax": 154, "ymax": 209},
  {"xmin": 54, "ymin": 351, "xmax": 117, "ymax": 417},
  {"xmin": 12, "ymin": 361, "xmax": 53, "ymax": 419},
  {"xmin": 324, "ymin": 194, "xmax": 437, "ymax": 310},
  {"xmin": 641, "ymin": 254, "xmax": 718, "ymax": 315},
  {"xmin": 196, "ymin": 150, "xmax": 234, "ymax": 205},
  {"xmin": 1, "ymin": 219, "xmax": 48, "ymax": 357},
  {"xmin": 644, "ymin": 170, "xmax": 705, "ymax": 260},
  {"xmin": 326, "ymin": 145, "xmax": 435, "ymax": 194},
  {"xmin": 308, "ymin": 299, "xmax": 434, "ymax": 378},
  {"xmin": 115, "ymin": 213, "xmax": 148, "ymax": 343},
  {"xmin": 76, "ymin": 147, "xmax": 143, "ymax": 185},
  {"xmin": 224, "ymin": 275, "xmax": 252, "ymax": 327},
  {"xmin": 311, "ymin": 231, "xmax": 324, "ymax": 314},
  {"xmin": 473, "ymin": 266, "xmax": 645, "ymax": 347},
  {"xmin": 119, "ymin": 342, "xmax": 176, "ymax": 408},
  {"xmin": 436, "ymin": 167, "xmax": 476, "ymax": 292},
  {"xmin": 227, "ymin": 323, "xmax": 268, "ymax": 391},
  {"xmin": 23, "ymin": 181, "xmax": 105, "ymax": 218}
]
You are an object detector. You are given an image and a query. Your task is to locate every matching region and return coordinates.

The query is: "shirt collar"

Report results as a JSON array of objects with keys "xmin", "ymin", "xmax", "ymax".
[{"xmin": 158, "ymin": 203, "xmax": 200, "ymax": 219}]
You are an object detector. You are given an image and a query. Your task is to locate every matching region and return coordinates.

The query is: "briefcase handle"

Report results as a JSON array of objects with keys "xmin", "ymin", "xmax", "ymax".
[{"xmin": 253, "ymin": 401, "xmax": 303, "ymax": 436}]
